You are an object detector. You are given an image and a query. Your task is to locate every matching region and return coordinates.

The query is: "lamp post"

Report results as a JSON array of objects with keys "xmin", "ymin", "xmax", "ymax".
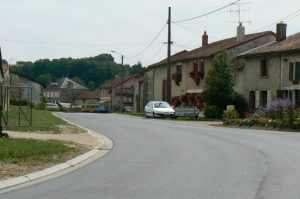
[{"xmin": 111, "ymin": 51, "xmax": 124, "ymax": 112}]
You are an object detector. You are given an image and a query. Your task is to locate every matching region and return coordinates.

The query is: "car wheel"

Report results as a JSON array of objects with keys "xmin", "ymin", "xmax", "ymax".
[
  {"xmin": 145, "ymin": 112, "xmax": 148, "ymax": 118},
  {"xmin": 153, "ymin": 112, "xmax": 156, "ymax": 118}
]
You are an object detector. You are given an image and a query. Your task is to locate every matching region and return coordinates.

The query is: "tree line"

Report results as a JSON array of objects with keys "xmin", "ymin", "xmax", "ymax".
[{"xmin": 11, "ymin": 54, "xmax": 143, "ymax": 90}]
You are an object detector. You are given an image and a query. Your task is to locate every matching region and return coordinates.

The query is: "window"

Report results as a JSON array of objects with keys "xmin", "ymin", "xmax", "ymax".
[
  {"xmin": 176, "ymin": 65, "xmax": 182, "ymax": 82},
  {"xmin": 249, "ymin": 91, "xmax": 255, "ymax": 110},
  {"xmin": 193, "ymin": 63, "xmax": 198, "ymax": 72},
  {"xmin": 260, "ymin": 91, "xmax": 267, "ymax": 107},
  {"xmin": 260, "ymin": 59, "xmax": 268, "ymax": 77},
  {"xmin": 295, "ymin": 90, "xmax": 300, "ymax": 107},
  {"xmin": 289, "ymin": 62, "xmax": 300, "ymax": 81}
]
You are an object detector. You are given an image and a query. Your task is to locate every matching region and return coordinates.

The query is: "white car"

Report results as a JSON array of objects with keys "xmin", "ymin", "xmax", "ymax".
[
  {"xmin": 144, "ymin": 101, "xmax": 175, "ymax": 118},
  {"xmin": 46, "ymin": 103, "xmax": 59, "ymax": 110}
]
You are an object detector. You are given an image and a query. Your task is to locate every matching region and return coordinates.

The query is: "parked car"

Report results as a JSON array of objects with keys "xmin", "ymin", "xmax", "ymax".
[
  {"xmin": 81, "ymin": 104, "xmax": 98, "ymax": 112},
  {"xmin": 46, "ymin": 103, "xmax": 59, "ymax": 110},
  {"xmin": 144, "ymin": 101, "xmax": 175, "ymax": 118},
  {"xmin": 95, "ymin": 106, "xmax": 110, "ymax": 113}
]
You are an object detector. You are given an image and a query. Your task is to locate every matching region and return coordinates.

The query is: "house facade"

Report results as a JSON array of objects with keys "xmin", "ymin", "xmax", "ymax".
[
  {"xmin": 43, "ymin": 77, "xmax": 88, "ymax": 104},
  {"xmin": 237, "ymin": 23, "xmax": 300, "ymax": 108},
  {"xmin": 10, "ymin": 73, "xmax": 44, "ymax": 105},
  {"xmin": 134, "ymin": 24, "xmax": 276, "ymax": 112},
  {"xmin": 74, "ymin": 91, "xmax": 101, "ymax": 105},
  {"xmin": 100, "ymin": 76, "xmax": 135, "ymax": 111}
]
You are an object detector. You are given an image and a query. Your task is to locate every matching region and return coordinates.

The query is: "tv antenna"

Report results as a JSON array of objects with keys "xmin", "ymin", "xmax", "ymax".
[{"xmin": 228, "ymin": 2, "xmax": 252, "ymax": 24}]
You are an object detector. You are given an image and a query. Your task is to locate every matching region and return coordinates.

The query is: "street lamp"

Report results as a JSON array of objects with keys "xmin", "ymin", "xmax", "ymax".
[{"xmin": 111, "ymin": 50, "xmax": 124, "ymax": 112}]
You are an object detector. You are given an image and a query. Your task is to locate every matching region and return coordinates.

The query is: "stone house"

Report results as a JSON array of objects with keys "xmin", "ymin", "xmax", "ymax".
[
  {"xmin": 10, "ymin": 72, "xmax": 44, "ymax": 105},
  {"xmin": 73, "ymin": 91, "xmax": 101, "ymax": 105},
  {"xmin": 236, "ymin": 23, "xmax": 300, "ymax": 108},
  {"xmin": 0, "ymin": 63, "xmax": 43, "ymax": 106},
  {"xmin": 134, "ymin": 24, "xmax": 276, "ymax": 112},
  {"xmin": 100, "ymin": 76, "xmax": 135, "ymax": 110},
  {"xmin": 43, "ymin": 77, "xmax": 88, "ymax": 104}
]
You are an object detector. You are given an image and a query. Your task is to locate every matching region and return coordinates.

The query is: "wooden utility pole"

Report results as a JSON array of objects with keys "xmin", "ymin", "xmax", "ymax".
[{"xmin": 166, "ymin": 7, "xmax": 172, "ymax": 104}]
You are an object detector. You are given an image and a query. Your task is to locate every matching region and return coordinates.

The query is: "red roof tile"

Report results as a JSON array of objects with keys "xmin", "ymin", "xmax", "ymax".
[
  {"xmin": 75, "ymin": 91, "xmax": 100, "ymax": 99},
  {"xmin": 100, "ymin": 75, "xmax": 135, "ymax": 89},
  {"xmin": 149, "ymin": 31, "xmax": 275, "ymax": 67},
  {"xmin": 239, "ymin": 32, "xmax": 300, "ymax": 57}
]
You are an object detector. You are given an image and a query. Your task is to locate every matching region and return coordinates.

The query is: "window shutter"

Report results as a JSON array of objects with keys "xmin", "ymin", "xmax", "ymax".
[
  {"xmin": 295, "ymin": 62, "xmax": 300, "ymax": 81},
  {"xmin": 289, "ymin": 63, "xmax": 294, "ymax": 81}
]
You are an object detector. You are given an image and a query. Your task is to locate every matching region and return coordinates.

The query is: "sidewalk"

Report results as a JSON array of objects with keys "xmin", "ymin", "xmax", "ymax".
[{"xmin": 0, "ymin": 116, "xmax": 113, "ymax": 191}]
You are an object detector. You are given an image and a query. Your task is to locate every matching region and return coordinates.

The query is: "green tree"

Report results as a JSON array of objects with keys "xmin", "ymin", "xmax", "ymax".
[
  {"xmin": 36, "ymin": 73, "xmax": 53, "ymax": 86},
  {"xmin": 2, "ymin": 59, "xmax": 8, "ymax": 64},
  {"xmin": 130, "ymin": 62, "xmax": 143, "ymax": 75},
  {"xmin": 11, "ymin": 53, "xmax": 143, "ymax": 90},
  {"xmin": 204, "ymin": 49, "xmax": 237, "ymax": 118},
  {"xmin": 72, "ymin": 76, "xmax": 85, "ymax": 86}
]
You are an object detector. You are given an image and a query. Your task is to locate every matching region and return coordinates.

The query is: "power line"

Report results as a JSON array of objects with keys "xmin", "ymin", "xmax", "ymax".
[
  {"xmin": 173, "ymin": 23, "xmax": 201, "ymax": 38},
  {"xmin": 255, "ymin": 9, "xmax": 300, "ymax": 32},
  {"xmin": 172, "ymin": 0, "xmax": 241, "ymax": 23},
  {"xmin": 126, "ymin": 23, "xmax": 167, "ymax": 59},
  {"xmin": 285, "ymin": 11, "xmax": 300, "ymax": 23},
  {"xmin": 147, "ymin": 44, "xmax": 166, "ymax": 65}
]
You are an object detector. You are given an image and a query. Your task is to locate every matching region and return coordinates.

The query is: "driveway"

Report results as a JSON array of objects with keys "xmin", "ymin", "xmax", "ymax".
[{"xmin": 1, "ymin": 113, "xmax": 300, "ymax": 199}]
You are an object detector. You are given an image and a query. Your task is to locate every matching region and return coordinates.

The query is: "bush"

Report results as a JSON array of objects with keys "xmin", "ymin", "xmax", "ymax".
[
  {"xmin": 223, "ymin": 109, "xmax": 239, "ymax": 124},
  {"xmin": 204, "ymin": 105, "xmax": 221, "ymax": 119},
  {"xmin": 231, "ymin": 92, "xmax": 247, "ymax": 117},
  {"xmin": 10, "ymin": 99, "xmax": 34, "ymax": 108}
]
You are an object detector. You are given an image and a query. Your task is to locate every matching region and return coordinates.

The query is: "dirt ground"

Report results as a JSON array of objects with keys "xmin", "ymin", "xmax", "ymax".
[{"xmin": 0, "ymin": 124, "xmax": 103, "ymax": 180}]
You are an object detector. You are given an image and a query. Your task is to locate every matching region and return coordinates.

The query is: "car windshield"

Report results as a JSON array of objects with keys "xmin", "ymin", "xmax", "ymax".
[{"xmin": 154, "ymin": 102, "xmax": 171, "ymax": 108}]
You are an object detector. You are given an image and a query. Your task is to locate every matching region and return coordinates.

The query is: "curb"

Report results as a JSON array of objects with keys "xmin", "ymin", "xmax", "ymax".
[{"xmin": 0, "ymin": 113, "xmax": 113, "ymax": 191}]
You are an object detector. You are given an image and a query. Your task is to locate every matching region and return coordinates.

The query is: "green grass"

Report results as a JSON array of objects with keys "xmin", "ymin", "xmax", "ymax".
[
  {"xmin": 3, "ymin": 106, "xmax": 68, "ymax": 133},
  {"xmin": 0, "ymin": 138, "xmax": 77, "ymax": 164}
]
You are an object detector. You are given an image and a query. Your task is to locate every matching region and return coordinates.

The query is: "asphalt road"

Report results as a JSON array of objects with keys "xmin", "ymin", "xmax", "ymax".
[{"xmin": 2, "ymin": 113, "xmax": 300, "ymax": 199}]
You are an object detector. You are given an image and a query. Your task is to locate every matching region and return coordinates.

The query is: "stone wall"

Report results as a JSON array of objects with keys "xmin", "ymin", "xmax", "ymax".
[
  {"xmin": 10, "ymin": 73, "xmax": 43, "ymax": 104},
  {"xmin": 236, "ymin": 56, "xmax": 281, "ymax": 106}
]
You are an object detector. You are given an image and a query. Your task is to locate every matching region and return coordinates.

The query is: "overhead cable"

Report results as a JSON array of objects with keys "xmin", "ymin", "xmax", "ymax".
[
  {"xmin": 172, "ymin": 0, "xmax": 241, "ymax": 23},
  {"xmin": 126, "ymin": 23, "xmax": 167, "ymax": 59}
]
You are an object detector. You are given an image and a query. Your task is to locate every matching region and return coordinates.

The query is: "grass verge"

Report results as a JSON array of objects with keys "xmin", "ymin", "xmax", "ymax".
[
  {"xmin": 0, "ymin": 138, "xmax": 78, "ymax": 164},
  {"xmin": 0, "ymin": 138, "xmax": 88, "ymax": 180},
  {"xmin": 4, "ymin": 106, "xmax": 68, "ymax": 133}
]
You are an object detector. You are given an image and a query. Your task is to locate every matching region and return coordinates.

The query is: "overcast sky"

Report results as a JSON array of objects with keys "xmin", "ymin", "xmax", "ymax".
[{"xmin": 0, "ymin": 0, "xmax": 299, "ymax": 66}]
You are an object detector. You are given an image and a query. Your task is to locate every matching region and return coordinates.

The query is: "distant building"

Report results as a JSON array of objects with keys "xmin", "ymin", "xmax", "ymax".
[
  {"xmin": 43, "ymin": 77, "xmax": 88, "ymax": 104},
  {"xmin": 74, "ymin": 91, "xmax": 101, "ymax": 105},
  {"xmin": 99, "ymin": 76, "xmax": 135, "ymax": 111},
  {"xmin": 10, "ymin": 72, "xmax": 44, "ymax": 105}
]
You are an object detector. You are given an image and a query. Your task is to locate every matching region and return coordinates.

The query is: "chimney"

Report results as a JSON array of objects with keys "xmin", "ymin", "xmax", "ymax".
[
  {"xmin": 202, "ymin": 31, "xmax": 208, "ymax": 47},
  {"xmin": 237, "ymin": 23, "xmax": 245, "ymax": 43},
  {"xmin": 276, "ymin": 22, "xmax": 287, "ymax": 42},
  {"xmin": 67, "ymin": 81, "xmax": 73, "ymax": 89}
]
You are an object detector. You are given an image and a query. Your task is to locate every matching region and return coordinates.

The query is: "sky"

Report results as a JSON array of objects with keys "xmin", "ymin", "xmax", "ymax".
[{"xmin": 0, "ymin": 0, "xmax": 299, "ymax": 66}]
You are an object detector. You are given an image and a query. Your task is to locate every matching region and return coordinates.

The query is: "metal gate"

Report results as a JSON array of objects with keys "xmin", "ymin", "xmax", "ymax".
[{"xmin": 0, "ymin": 84, "xmax": 33, "ymax": 137}]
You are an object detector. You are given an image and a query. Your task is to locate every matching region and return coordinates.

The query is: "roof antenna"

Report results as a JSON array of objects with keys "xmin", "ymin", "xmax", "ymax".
[{"xmin": 228, "ymin": 1, "xmax": 252, "ymax": 25}]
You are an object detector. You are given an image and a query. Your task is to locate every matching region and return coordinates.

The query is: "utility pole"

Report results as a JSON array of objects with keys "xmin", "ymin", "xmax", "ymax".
[
  {"xmin": 120, "ymin": 55, "xmax": 124, "ymax": 112},
  {"xmin": 166, "ymin": 6, "xmax": 172, "ymax": 104}
]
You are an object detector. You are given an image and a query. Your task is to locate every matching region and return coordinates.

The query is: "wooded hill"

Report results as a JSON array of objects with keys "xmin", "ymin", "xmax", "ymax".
[{"xmin": 11, "ymin": 54, "xmax": 143, "ymax": 90}]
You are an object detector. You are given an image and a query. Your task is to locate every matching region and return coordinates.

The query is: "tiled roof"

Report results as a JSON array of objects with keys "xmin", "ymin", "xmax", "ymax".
[
  {"xmin": 149, "ymin": 31, "xmax": 275, "ymax": 67},
  {"xmin": 100, "ymin": 75, "xmax": 135, "ymax": 89},
  {"xmin": 239, "ymin": 32, "xmax": 300, "ymax": 57},
  {"xmin": 47, "ymin": 77, "xmax": 88, "ymax": 90},
  {"xmin": 75, "ymin": 91, "xmax": 100, "ymax": 99}
]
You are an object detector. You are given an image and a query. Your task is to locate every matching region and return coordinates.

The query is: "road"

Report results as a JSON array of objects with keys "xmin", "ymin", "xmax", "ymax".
[{"xmin": 2, "ymin": 113, "xmax": 300, "ymax": 199}]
